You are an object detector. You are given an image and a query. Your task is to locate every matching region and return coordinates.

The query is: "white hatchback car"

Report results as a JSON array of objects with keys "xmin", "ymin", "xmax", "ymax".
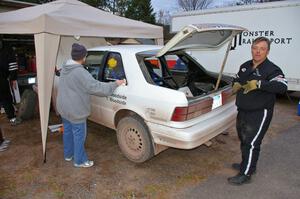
[{"xmin": 59, "ymin": 24, "xmax": 245, "ymax": 163}]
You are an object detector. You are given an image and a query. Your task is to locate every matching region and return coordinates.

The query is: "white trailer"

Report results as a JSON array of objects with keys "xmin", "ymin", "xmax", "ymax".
[{"xmin": 171, "ymin": 0, "xmax": 300, "ymax": 91}]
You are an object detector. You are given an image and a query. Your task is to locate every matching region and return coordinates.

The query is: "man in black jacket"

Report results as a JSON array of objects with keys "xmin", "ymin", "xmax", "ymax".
[
  {"xmin": 0, "ymin": 36, "xmax": 21, "ymax": 125},
  {"xmin": 228, "ymin": 37, "xmax": 288, "ymax": 185}
]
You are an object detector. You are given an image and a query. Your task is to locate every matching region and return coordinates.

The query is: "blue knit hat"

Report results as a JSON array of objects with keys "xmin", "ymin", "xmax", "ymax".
[{"xmin": 71, "ymin": 43, "xmax": 87, "ymax": 61}]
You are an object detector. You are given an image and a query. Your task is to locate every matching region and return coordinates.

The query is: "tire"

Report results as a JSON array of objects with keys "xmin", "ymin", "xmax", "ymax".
[
  {"xmin": 18, "ymin": 89, "xmax": 37, "ymax": 120},
  {"xmin": 117, "ymin": 115, "xmax": 154, "ymax": 163}
]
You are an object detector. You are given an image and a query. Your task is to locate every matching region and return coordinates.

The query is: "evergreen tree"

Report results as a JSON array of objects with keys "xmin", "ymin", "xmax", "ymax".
[
  {"xmin": 18, "ymin": 0, "xmax": 53, "ymax": 3},
  {"xmin": 125, "ymin": 0, "xmax": 156, "ymax": 24},
  {"xmin": 104, "ymin": 0, "xmax": 130, "ymax": 15},
  {"xmin": 81, "ymin": 0, "xmax": 108, "ymax": 10},
  {"xmin": 18, "ymin": 0, "xmax": 156, "ymax": 24},
  {"xmin": 19, "ymin": 0, "xmax": 108, "ymax": 8}
]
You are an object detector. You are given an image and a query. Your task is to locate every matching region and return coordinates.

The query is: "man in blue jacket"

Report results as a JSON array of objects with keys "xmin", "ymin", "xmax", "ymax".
[
  {"xmin": 57, "ymin": 43, "xmax": 125, "ymax": 168},
  {"xmin": 228, "ymin": 37, "xmax": 288, "ymax": 185}
]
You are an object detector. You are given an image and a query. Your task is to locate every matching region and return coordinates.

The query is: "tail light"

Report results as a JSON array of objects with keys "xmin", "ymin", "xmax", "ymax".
[
  {"xmin": 222, "ymin": 87, "xmax": 235, "ymax": 105},
  {"xmin": 171, "ymin": 87, "xmax": 235, "ymax": 122},
  {"xmin": 171, "ymin": 97, "xmax": 213, "ymax": 122}
]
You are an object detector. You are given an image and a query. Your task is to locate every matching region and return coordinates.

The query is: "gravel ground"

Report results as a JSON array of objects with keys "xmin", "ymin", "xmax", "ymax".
[{"xmin": 0, "ymin": 96, "xmax": 299, "ymax": 199}]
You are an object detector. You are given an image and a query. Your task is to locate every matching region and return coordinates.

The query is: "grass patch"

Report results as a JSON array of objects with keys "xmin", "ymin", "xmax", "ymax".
[
  {"xmin": 143, "ymin": 183, "xmax": 169, "ymax": 198},
  {"xmin": 22, "ymin": 170, "xmax": 35, "ymax": 184},
  {"xmin": 0, "ymin": 180, "xmax": 18, "ymax": 198},
  {"xmin": 111, "ymin": 189, "xmax": 147, "ymax": 199},
  {"xmin": 48, "ymin": 177, "xmax": 65, "ymax": 199},
  {"xmin": 175, "ymin": 173, "xmax": 206, "ymax": 187}
]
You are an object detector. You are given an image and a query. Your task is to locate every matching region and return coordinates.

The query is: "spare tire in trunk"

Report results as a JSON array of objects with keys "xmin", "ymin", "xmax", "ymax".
[{"xmin": 18, "ymin": 89, "xmax": 37, "ymax": 120}]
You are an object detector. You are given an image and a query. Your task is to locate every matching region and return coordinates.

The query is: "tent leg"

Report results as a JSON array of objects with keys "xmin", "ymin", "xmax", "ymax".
[
  {"xmin": 44, "ymin": 151, "xmax": 47, "ymax": 163},
  {"xmin": 155, "ymin": 38, "xmax": 164, "ymax": 45},
  {"xmin": 34, "ymin": 33, "xmax": 60, "ymax": 162}
]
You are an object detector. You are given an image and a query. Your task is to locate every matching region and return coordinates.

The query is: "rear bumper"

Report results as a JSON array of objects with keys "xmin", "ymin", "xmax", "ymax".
[{"xmin": 146, "ymin": 102, "xmax": 237, "ymax": 149}]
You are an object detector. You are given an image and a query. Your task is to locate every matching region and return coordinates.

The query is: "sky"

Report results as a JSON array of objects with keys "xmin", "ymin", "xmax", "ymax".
[{"xmin": 151, "ymin": 0, "xmax": 238, "ymax": 14}]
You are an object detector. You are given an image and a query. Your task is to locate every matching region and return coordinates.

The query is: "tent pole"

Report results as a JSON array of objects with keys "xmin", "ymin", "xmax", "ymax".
[{"xmin": 155, "ymin": 38, "xmax": 164, "ymax": 45}]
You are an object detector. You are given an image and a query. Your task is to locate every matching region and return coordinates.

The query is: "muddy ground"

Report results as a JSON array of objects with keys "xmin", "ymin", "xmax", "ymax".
[{"xmin": 0, "ymin": 96, "xmax": 299, "ymax": 199}]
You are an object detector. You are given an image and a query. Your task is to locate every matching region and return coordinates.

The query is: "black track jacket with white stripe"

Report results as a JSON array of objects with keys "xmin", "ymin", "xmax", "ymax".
[
  {"xmin": 234, "ymin": 58, "xmax": 288, "ymax": 111},
  {"xmin": 0, "ymin": 45, "xmax": 18, "ymax": 100}
]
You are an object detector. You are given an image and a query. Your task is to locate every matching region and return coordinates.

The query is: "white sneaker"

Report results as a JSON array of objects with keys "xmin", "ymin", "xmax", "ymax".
[
  {"xmin": 64, "ymin": 156, "xmax": 73, "ymax": 161},
  {"xmin": 2, "ymin": 139, "xmax": 10, "ymax": 145},
  {"xmin": 74, "ymin": 160, "xmax": 94, "ymax": 168},
  {"xmin": 0, "ymin": 143, "xmax": 8, "ymax": 152},
  {"xmin": 10, "ymin": 117, "xmax": 22, "ymax": 126}
]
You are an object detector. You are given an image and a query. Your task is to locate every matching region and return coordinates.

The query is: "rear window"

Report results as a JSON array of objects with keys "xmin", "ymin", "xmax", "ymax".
[
  {"xmin": 165, "ymin": 55, "xmax": 188, "ymax": 72},
  {"xmin": 137, "ymin": 53, "xmax": 189, "ymax": 88},
  {"xmin": 86, "ymin": 51, "xmax": 105, "ymax": 66},
  {"xmin": 144, "ymin": 57, "xmax": 162, "ymax": 77}
]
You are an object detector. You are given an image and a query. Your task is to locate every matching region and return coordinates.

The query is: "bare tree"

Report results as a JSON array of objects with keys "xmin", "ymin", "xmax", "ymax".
[
  {"xmin": 157, "ymin": 9, "xmax": 171, "ymax": 25},
  {"xmin": 238, "ymin": 0, "xmax": 254, "ymax": 4},
  {"xmin": 236, "ymin": 0, "xmax": 284, "ymax": 5},
  {"xmin": 178, "ymin": 0, "xmax": 213, "ymax": 11}
]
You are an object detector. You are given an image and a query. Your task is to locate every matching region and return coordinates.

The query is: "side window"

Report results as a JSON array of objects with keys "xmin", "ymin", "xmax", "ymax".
[
  {"xmin": 144, "ymin": 57, "xmax": 162, "ymax": 77},
  {"xmin": 103, "ymin": 52, "xmax": 126, "ymax": 81},
  {"xmin": 143, "ymin": 57, "xmax": 164, "ymax": 85},
  {"xmin": 165, "ymin": 55, "xmax": 188, "ymax": 72},
  {"xmin": 84, "ymin": 51, "xmax": 105, "ymax": 80}
]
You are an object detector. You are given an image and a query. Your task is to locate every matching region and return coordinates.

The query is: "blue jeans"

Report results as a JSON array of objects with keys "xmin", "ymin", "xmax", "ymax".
[{"xmin": 62, "ymin": 118, "xmax": 88, "ymax": 164}]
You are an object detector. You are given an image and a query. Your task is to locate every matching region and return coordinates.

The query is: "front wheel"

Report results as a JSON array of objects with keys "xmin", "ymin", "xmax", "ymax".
[{"xmin": 117, "ymin": 115, "xmax": 154, "ymax": 163}]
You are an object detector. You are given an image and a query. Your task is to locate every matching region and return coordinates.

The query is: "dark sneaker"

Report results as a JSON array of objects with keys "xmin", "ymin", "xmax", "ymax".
[
  {"xmin": 74, "ymin": 160, "xmax": 94, "ymax": 168},
  {"xmin": 10, "ymin": 117, "xmax": 22, "ymax": 126},
  {"xmin": 231, "ymin": 163, "xmax": 256, "ymax": 174},
  {"xmin": 228, "ymin": 173, "xmax": 251, "ymax": 185}
]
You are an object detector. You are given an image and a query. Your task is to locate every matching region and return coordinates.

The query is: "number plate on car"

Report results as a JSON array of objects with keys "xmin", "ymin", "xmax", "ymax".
[
  {"xmin": 28, "ymin": 77, "xmax": 36, "ymax": 84},
  {"xmin": 212, "ymin": 94, "xmax": 222, "ymax": 110}
]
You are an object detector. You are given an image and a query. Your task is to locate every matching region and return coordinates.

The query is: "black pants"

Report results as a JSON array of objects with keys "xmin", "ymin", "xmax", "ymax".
[
  {"xmin": 0, "ymin": 127, "xmax": 4, "ymax": 144},
  {"xmin": 1, "ymin": 98, "xmax": 15, "ymax": 119},
  {"xmin": 236, "ymin": 108, "xmax": 273, "ymax": 175},
  {"xmin": 0, "ymin": 78, "xmax": 16, "ymax": 120}
]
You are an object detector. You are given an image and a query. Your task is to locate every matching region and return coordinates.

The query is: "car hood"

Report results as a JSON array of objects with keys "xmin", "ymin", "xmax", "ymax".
[{"xmin": 156, "ymin": 23, "xmax": 246, "ymax": 57}]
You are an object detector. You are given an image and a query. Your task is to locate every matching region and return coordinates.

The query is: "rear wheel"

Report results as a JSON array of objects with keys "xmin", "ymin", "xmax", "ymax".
[
  {"xmin": 117, "ymin": 115, "xmax": 154, "ymax": 163},
  {"xmin": 18, "ymin": 89, "xmax": 37, "ymax": 120}
]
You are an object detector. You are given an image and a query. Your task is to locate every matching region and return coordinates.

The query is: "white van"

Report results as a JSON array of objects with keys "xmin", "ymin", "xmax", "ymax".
[{"xmin": 171, "ymin": 0, "xmax": 300, "ymax": 91}]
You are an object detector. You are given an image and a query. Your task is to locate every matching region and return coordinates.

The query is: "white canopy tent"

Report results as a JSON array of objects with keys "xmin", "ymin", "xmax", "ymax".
[{"xmin": 0, "ymin": 0, "xmax": 163, "ymax": 161}]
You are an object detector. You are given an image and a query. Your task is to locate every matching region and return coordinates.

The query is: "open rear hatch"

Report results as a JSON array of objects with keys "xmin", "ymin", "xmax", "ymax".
[
  {"xmin": 155, "ymin": 24, "xmax": 246, "ymax": 121},
  {"xmin": 156, "ymin": 23, "xmax": 246, "ymax": 57}
]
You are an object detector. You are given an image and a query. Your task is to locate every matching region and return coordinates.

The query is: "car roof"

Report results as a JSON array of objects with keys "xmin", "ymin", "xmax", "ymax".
[{"xmin": 88, "ymin": 45, "xmax": 162, "ymax": 54}]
